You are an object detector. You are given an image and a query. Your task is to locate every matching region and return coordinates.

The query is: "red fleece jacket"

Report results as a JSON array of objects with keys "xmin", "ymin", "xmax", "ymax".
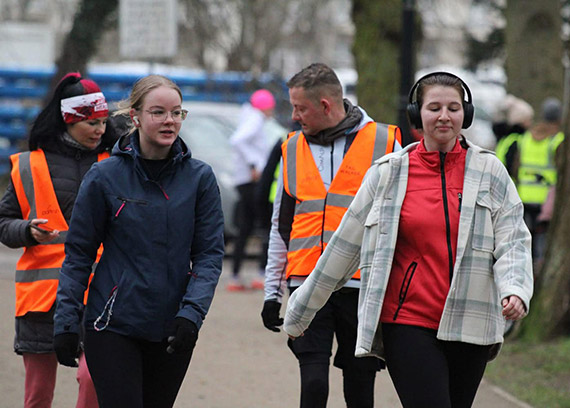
[{"xmin": 380, "ymin": 139, "xmax": 467, "ymax": 330}]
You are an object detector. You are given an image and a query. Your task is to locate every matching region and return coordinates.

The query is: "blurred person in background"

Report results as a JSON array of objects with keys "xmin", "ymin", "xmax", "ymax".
[
  {"xmin": 53, "ymin": 74, "xmax": 224, "ymax": 408},
  {"xmin": 0, "ymin": 72, "xmax": 117, "ymax": 408},
  {"xmin": 262, "ymin": 63, "xmax": 401, "ymax": 408},
  {"xmin": 228, "ymin": 89, "xmax": 276, "ymax": 291},
  {"xmin": 284, "ymin": 71, "xmax": 533, "ymax": 408},
  {"xmin": 493, "ymin": 94, "xmax": 534, "ymax": 177},
  {"xmin": 256, "ymin": 133, "xmax": 287, "ymax": 286},
  {"xmin": 514, "ymin": 97, "xmax": 564, "ymax": 267}
]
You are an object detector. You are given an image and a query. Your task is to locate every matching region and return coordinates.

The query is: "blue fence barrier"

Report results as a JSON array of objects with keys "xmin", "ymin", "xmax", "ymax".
[{"xmin": 0, "ymin": 66, "xmax": 287, "ymax": 175}]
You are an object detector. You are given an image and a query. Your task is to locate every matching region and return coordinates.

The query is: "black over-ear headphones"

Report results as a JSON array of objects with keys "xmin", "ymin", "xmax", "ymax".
[{"xmin": 406, "ymin": 71, "xmax": 475, "ymax": 130}]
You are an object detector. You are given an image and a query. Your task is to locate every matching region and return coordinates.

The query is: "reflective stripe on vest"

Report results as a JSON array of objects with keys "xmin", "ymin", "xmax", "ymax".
[
  {"xmin": 10, "ymin": 150, "xmax": 109, "ymax": 316},
  {"xmin": 282, "ymin": 122, "xmax": 398, "ymax": 280},
  {"xmin": 516, "ymin": 131, "xmax": 564, "ymax": 205}
]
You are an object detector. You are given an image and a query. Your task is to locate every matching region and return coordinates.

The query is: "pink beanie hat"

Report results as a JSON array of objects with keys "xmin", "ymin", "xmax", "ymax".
[{"xmin": 250, "ymin": 89, "xmax": 276, "ymax": 110}]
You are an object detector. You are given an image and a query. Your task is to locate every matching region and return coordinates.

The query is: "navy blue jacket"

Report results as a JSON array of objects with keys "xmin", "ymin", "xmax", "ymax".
[{"xmin": 54, "ymin": 133, "xmax": 224, "ymax": 341}]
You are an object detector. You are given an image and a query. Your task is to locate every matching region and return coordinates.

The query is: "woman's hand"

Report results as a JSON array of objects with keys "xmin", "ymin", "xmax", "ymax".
[
  {"xmin": 502, "ymin": 295, "xmax": 526, "ymax": 321},
  {"xmin": 29, "ymin": 219, "xmax": 59, "ymax": 243}
]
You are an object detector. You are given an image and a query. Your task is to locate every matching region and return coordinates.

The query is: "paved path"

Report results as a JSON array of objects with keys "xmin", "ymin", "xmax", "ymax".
[{"xmin": 0, "ymin": 246, "xmax": 532, "ymax": 407}]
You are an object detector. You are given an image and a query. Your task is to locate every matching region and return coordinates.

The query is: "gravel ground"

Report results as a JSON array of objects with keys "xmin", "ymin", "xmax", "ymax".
[{"xmin": 0, "ymin": 246, "xmax": 529, "ymax": 407}]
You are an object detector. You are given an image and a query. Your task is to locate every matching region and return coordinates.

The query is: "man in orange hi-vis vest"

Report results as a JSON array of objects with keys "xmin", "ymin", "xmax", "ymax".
[
  {"xmin": 261, "ymin": 63, "xmax": 401, "ymax": 408},
  {"xmin": 0, "ymin": 73, "xmax": 117, "ymax": 408}
]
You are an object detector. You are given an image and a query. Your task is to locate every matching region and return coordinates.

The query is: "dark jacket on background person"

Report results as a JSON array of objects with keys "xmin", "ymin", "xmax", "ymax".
[
  {"xmin": 0, "ymin": 134, "xmax": 115, "ymax": 353},
  {"xmin": 256, "ymin": 137, "xmax": 284, "ymax": 222},
  {"xmin": 54, "ymin": 133, "xmax": 224, "ymax": 342}
]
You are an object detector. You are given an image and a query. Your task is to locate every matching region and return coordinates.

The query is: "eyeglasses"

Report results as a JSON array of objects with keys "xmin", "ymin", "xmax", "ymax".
[{"xmin": 144, "ymin": 109, "xmax": 188, "ymax": 122}]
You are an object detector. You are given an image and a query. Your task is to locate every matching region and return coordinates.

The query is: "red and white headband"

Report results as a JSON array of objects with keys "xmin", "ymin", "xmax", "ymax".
[{"xmin": 61, "ymin": 92, "xmax": 108, "ymax": 124}]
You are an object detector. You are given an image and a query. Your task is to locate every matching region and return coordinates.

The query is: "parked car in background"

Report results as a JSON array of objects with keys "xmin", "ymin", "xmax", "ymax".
[{"xmin": 178, "ymin": 102, "xmax": 287, "ymax": 245}]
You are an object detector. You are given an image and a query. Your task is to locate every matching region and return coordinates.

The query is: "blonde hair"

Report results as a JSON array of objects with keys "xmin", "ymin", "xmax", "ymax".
[{"xmin": 114, "ymin": 74, "xmax": 183, "ymax": 133}]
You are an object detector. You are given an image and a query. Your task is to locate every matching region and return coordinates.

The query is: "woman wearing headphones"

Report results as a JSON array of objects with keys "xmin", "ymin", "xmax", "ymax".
[{"xmin": 283, "ymin": 72, "xmax": 533, "ymax": 408}]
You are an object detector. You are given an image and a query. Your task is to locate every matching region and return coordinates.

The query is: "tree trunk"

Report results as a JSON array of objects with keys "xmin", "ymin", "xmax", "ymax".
[
  {"xmin": 48, "ymin": 0, "xmax": 118, "ymax": 100},
  {"xmin": 507, "ymin": 0, "xmax": 570, "ymax": 341},
  {"xmin": 351, "ymin": 0, "xmax": 402, "ymax": 124},
  {"xmin": 505, "ymin": 0, "xmax": 563, "ymax": 111}
]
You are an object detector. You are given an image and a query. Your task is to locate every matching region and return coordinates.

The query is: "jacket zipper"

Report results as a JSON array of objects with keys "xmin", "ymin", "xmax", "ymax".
[
  {"xmin": 319, "ymin": 143, "xmax": 336, "ymax": 253},
  {"xmin": 114, "ymin": 196, "xmax": 148, "ymax": 218},
  {"xmin": 440, "ymin": 152, "xmax": 454, "ymax": 283},
  {"xmin": 393, "ymin": 261, "xmax": 418, "ymax": 320},
  {"xmin": 458, "ymin": 192, "xmax": 462, "ymax": 212},
  {"xmin": 75, "ymin": 150, "xmax": 82, "ymax": 195}
]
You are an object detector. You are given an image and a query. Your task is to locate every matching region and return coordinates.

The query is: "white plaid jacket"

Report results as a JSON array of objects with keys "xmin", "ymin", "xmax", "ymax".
[{"xmin": 284, "ymin": 139, "xmax": 533, "ymax": 361}]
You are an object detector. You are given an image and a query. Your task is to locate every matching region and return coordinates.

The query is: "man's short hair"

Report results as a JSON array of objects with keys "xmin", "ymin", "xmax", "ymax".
[{"xmin": 287, "ymin": 63, "xmax": 343, "ymax": 105}]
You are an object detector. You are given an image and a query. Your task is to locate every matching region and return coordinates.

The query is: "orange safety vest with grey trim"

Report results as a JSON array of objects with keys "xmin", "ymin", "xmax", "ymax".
[
  {"xmin": 282, "ymin": 122, "xmax": 400, "ymax": 280},
  {"xmin": 10, "ymin": 149, "xmax": 109, "ymax": 317}
]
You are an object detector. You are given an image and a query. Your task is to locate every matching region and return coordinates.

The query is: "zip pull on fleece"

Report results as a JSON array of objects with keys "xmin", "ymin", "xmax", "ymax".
[{"xmin": 458, "ymin": 193, "xmax": 462, "ymax": 212}]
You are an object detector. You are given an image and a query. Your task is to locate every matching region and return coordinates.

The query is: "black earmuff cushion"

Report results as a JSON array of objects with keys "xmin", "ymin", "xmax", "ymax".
[
  {"xmin": 462, "ymin": 102, "xmax": 474, "ymax": 128},
  {"xmin": 406, "ymin": 101, "xmax": 422, "ymax": 129}
]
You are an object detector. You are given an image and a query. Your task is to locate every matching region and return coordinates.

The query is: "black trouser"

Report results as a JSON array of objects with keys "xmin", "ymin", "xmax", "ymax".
[
  {"xmin": 523, "ymin": 203, "xmax": 545, "ymax": 263},
  {"xmin": 84, "ymin": 330, "xmax": 193, "ymax": 408},
  {"xmin": 382, "ymin": 323, "xmax": 491, "ymax": 408},
  {"xmin": 288, "ymin": 288, "xmax": 383, "ymax": 408},
  {"xmin": 232, "ymin": 182, "xmax": 260, "ymax": 276}
]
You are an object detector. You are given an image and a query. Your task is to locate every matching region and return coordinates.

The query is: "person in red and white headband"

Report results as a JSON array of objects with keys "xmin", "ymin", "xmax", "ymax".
[
  {"xmin": 0, "ymin": 72, "xmax": 118, "ymax": 408},
  {"xmin": 61, "ymin": 91, "xmax": 108, "ymax": 125}
]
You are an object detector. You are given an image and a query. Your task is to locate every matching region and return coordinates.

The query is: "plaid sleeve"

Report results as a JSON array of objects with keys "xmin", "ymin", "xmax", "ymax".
[{"xmin": 283, "ymin": 165, "xmax": 380, "ymax": 337}]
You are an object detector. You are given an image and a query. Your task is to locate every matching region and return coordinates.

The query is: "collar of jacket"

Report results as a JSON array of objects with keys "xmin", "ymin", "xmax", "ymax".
[
  {"xmin": 376, "ymin": 135, "xmax": 475, "ymax": 165},
  {"xmin": 112, "ymin": 131, "xmax": 190, "ymax": 164},
  {"xmin": 40, "ymin": 132, "xmax": 109, "ymax": 158},
  {"xmin": 303, "ymin": 99, "xmax": 363, "ymax": 145}
]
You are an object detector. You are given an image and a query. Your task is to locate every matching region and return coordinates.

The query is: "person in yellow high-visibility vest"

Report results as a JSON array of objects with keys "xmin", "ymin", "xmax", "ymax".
[
  {"xmin": 0, "ymin": 73, "xmax": 118, "ymax": 408},
  {"xmin": 514, "ymin": 97, "xmax": 565, "ymax": 263}
]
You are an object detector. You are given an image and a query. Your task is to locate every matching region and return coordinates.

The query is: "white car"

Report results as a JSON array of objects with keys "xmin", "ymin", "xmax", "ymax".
[{"xmin": 178, "ymin": 102, "xmax": 286, "ymax": 242}]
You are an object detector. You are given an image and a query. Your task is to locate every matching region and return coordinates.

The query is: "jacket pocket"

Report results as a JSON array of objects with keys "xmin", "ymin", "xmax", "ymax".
[
  {"xmin": 364, "ymin": 205, "xmax": 380, "ymax": 227},
  {"xmin": 113, "ymin": 196, "xmax": 148, "ymax": 218},
  {"xmin": 361, "ymin": 206, "xmax": 380, "ymax": 270},
  {"xmin": 393, "ymin": 261, "xmax": 418, "ymax": 320},
  {"xmin": 472, "ymin": 191, "xmax": 494, "ymax": 253}
]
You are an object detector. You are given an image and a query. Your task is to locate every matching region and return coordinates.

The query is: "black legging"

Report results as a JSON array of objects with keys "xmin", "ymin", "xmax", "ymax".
[
  {"xmin": 299, "ymin": 360, "xmax": 376, "ymax": 408},
  {"xmin": 289, "ymin": 289, "xmax": 381, "ymax": 408},
  {"xmin": 84, "ymin": 330, "xmax": 193, "ymax": 408},
  {"xmin": 382, "ymin": 323, "xmax": 491, "ymax": 408},
  {"xmin": 232, "ymin": 182, "xmax": 260, "ymax": 276}
]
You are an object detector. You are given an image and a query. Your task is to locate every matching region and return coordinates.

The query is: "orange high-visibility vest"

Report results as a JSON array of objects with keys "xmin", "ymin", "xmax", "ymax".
[
  {"xmin": 10, "ymin": 149, "xmax": 109, "ymax": 317},
  {"xmin": 282, "ymin": 122, "xmax": 400, "ymax": 280}
]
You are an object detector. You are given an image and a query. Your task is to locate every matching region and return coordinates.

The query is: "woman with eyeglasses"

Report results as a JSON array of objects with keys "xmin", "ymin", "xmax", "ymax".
[{"xmin": 53, "ymin": 74, "xmax": 224, "ymax": 408}]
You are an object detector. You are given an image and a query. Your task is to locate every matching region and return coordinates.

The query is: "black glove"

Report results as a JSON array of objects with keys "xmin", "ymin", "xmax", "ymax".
[
  {"xmin": 261, "ymin": 300, "xmax": 283, "ymax": 332},
  {"xmin": 53, "ymin": 333, "xmax": 79, "ymax": 367},
  {"xmin": 167, "ymin": 317, "xmax": 198, "ymax": 354}
]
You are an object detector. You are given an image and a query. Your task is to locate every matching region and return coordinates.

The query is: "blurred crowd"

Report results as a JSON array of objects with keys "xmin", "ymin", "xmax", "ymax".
[{"xmin": 491, "ymin": 94, "xmax": 564, "ymax": 270}]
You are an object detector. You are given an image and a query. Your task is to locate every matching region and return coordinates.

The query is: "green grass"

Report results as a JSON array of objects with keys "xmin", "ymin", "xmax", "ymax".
[{"xmin": 484, "ymin": 337, "xmax": 570, "ymax": 408}]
